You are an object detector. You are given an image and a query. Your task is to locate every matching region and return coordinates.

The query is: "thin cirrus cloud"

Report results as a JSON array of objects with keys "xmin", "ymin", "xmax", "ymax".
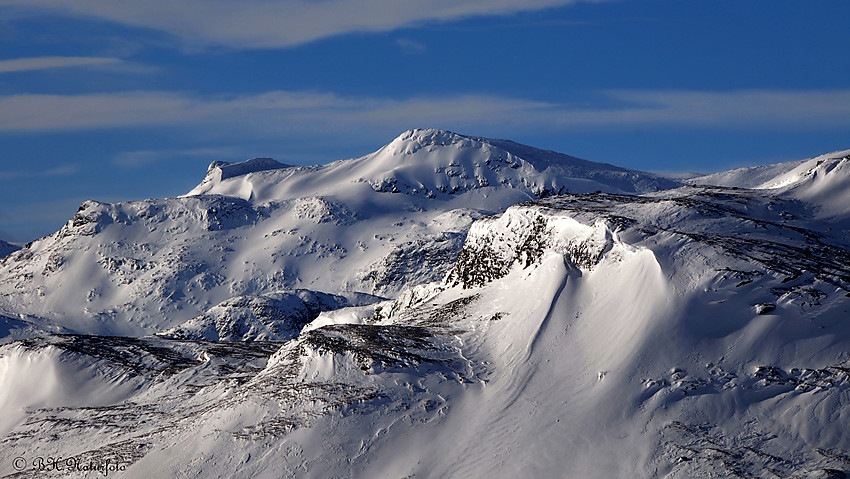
[
  {"xmin": 553, "ymin": 89, "xmax": 850, "ymax": 129},
  {"xmin": 396, "ymin": 38, "xmax": 427, "ymax": 54},
  {"xmin": 0, "ymin": 163, "xmax": 79, "ymax": 181},
  {"xmin": 0, "ymin": 89, "xmax": 849, "ymax": 135},
  {"xmin": 112, "ymin": 147, "xmax": 244, "ymax": 169},
  {"xmin": 0, "ymin": 56, "xmax": 123, "ymax": 73},
  {"xmin": 0, "ymin": 0, "xmax": 606, "ymax": 50}
]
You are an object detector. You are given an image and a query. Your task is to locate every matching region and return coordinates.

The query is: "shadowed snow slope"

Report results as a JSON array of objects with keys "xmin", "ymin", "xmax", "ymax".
[
  {"xmin": 0, "ymin": 239, "xmax": 18, "ymax": 258},
  {"xmin": 2, "ymin": 185, "xmax": 849, "ymax": 478},
  {"xmin": 0, "ymin": 129, "xmax": 678, "ymax": 339}
]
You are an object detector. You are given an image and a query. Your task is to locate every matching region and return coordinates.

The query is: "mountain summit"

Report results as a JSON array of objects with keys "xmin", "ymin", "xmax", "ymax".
[{"xmin": 188, "ymin": 128, "xmax": 679, "ymax": 201}]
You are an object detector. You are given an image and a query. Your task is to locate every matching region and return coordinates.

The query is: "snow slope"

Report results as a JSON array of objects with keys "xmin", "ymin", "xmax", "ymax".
[
  {"xmin": 692, "ymin": 148, "xmax": 850, "ymax": 220},
  {"xmin": 2, "ymin": 184, "xmax": 849, "ymax": 478},
  {"xmin": 0, "ymin": 129, "xmax": 678, "ymax": 339},
  {"xmin": 427, "ymin": 188, "xmax": 850, "ymax": 478}
]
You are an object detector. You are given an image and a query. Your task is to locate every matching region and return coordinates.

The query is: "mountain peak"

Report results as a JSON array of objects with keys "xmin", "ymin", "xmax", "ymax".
[
  {"xmin": 368, "ymin": 128, "xmax": 680, "ymax": 197},
  {"xmin": 399, "ymin": 128, "xmax": 466, "ymax": 143},
  {"xmin": 382, "ymin": 128, "xmax": 472, "ymax": 156},
  {"xmin": 187, "ymin": 129, "xmax": 680, "ymax": 201}
]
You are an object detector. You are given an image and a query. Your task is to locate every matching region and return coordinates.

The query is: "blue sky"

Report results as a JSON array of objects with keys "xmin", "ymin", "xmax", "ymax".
[{"xmin": 1, "ymin": 0, "xmax": 849, "ymax": 242}]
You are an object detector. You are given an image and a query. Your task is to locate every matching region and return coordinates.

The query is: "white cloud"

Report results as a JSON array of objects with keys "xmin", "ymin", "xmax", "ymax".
[
  {"xmin": 0, "ymin": 0, "xmax": 605, "ymax": 50},
  {"xmin": 0, "ymin": 56, "xmax": 122, "ymax": 73},
  {"xmin": 0, "ymin": 92, "xmax": 197, "ymax": 130},
  {"xmin": 0, "ymin": 89, "xmax": 848, "ymax": 136},
  {"xmin": 0, "ymin": 90, "xmax": 551, "ymax": 132}
]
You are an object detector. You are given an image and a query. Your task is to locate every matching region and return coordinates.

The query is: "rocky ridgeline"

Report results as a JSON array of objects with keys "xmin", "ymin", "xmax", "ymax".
[{"xmin": 445, "ymin": 187, "xmax": 850, "ymax": 305}]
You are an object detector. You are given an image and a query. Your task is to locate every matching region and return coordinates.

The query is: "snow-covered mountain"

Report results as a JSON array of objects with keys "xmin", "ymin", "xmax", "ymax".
[
  {"xmin": 188, "ymin": 128, "xmax": 678, "ymax": 201},
  {"xmin": 692, "ymin": 148, "xmax": 850, "ymax": 220},
  {"xmin": 0, "ymin": 129, "xmax": 677, "ymax": 338},
  {"xmin": 1, "ymin": 132, "xmax": 849, "ymax": 478}
]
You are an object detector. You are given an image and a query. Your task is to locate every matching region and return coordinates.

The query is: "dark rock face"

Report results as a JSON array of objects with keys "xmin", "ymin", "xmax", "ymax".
[{"xmin": 357, "ymin": 232, "xmax": 466, "ymax": 296}]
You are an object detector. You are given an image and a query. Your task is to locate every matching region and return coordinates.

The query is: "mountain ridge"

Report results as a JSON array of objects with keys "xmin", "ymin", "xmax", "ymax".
[
  {"xmin": 690, "ymin": 148, "xmax": 850, "ymax": 220},
  {"xmin": 187, "ymin": 128, "xmax": 681, "ymax": 201},
  {"xmin": 0, "ymin": 129, "xmax": 685, "ymax": 338},
  {"xmin": 3, "ymin": 182, "xmax": 849, "ymax": 477},
  {"xmin": 1, "ymin": 131, "xmax": 850, "ymax": 477}
]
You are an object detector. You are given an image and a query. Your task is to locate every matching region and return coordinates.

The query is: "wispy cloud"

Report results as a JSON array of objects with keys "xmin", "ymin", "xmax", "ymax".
[
  {"xmin": 0, "ymin": 0, "xmax": 605, "ymax": 50},
  {"xmin": 0, "ymin": 89, "xmax": 849, "ymax": 137},
  {"xmin": 112, "ymin": 147, "xmax": 242, "ymax": 168},
  {"xmin": 0, "ymin": 162, "xmax": 79, "ymax": 181},
  {"xmin": 44, "ymin": 163, "xmax": 80, "ymax": 176},
  {"xmin": 0, "ymin": 92, "xmax": 196, "ymax": 130},
  {"xmin": 0, "ymin": 90, "xmax": 545, "ymax": 132},
  {"xmin": 0, "ymin": 56, "xmax": 122, "ymax": 73},
  {"xmin": 439, "ymin": 17, "xmax": 592, "ymax": 32},
  {"xmin": 396, "ymin": 38, "xmax": 427, "ymax": 54},
  {"xmin": 559, "ymin": 89, "xmax": 850, "ymax": 128}
]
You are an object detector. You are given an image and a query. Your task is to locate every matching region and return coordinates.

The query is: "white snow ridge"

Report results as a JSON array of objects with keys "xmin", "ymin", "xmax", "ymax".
[{"xmin": 1, "ymin": 129, "xmax": 849, "ymax": 478}]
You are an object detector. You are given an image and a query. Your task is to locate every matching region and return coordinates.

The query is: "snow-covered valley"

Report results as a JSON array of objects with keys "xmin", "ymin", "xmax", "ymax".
[{"xmin": 1, "ymin": 130, "xmax": 849, "ymax": 478}]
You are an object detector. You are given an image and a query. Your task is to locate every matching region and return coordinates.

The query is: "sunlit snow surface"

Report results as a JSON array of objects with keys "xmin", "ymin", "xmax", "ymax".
[
  {"xmin": 1, "ymin": 131, "xmax": 849, "ymax": 478},
  {"xmin": 0, "ymin": 129, "xmax": 675, "ymax": 337}
]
